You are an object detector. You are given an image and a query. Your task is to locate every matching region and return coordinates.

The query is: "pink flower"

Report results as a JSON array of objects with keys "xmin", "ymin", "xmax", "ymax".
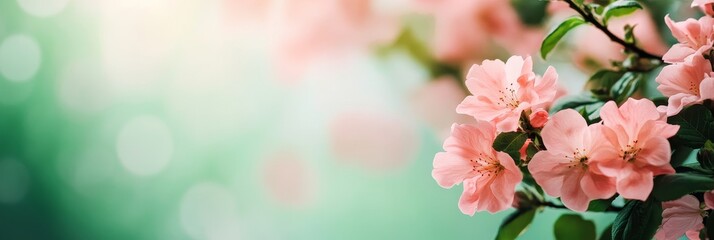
[
  {"xmin": 597, "ymin": 98, "xmax": 680, "ymax": 201},
  {"xmin": 456, "ymin": 56, "xmax": 559, "ymax": 132},
  {"xmin": 528, "ymin": 109, "xmax": 617, "ymax": 211},
  {"xmin": 528, "ymin": 109, "xmax": 549, "ymax": 128},
  {"xmin": 655, "ymin": 195, "xmax": 708, "ymax": 240},
  {"xmin": 656, "ymin": 54, "xmax": 714, "ymax": 116},
  {"xmin": 519, "ymin": 139, "xmax": 532, "ymax": 161},
  {"xmin": 432, "ymin": 122, "xmax": 523, "ymax": 214},
  {"xmin": 663, "ymin": 15, "xmax": 714, "ymax": 63},
  {"xmin": 693, "ymin": 0, "xmax": 714, "ymax": 16}
]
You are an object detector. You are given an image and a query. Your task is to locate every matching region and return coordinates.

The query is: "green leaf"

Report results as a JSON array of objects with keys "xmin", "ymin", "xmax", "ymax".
[
  {"xmin": 610, "ymin": 72, "xmax": 642, "ymax": 104},
  {"xmin": 603, "ymin": 0, "xmax": 643, "ymax": 24},
  {"xmin": 496, "ymin": 208, "xmax": 537, "ymax": 240},
  {"xmin": 554, "ymin": 214, "xmax": 596, "ymax": 240},
  {"xmin": 587, "ymin": 70, "xmax": 624, "ymax": 100},
  {"xmin": 671, "ymin": 146, "xmax": 695, "ymax": 167},
  {"xmin": 541, "ymin": 17, "xmax": 586, "ymax": 59},
  {"xmin": 493, "ymin": 132, "xmax": 529, "ymax": 161},
  {"xmin": 652, "ymin": 172, "xmax": 714, "ymax": 201},
  {"xmin": 699, "ymin": 140, "xmax": 714, "ymax": 170},
  {"xmin": 668, "ymin": 104, "xmax": 714, "ymax": 149},
  {"xmin": 707, "ymin": 215, "xmax": 714, "ymax": 240},
  {"xmin": 511, "ymin": 0, "xmax": 549, "ymax": 26},
  {"xmin": 611, "ymin": 198, "xmax": 662, "ymax": 240},
  {"xmin": 587, "ymin": 196, "xmax": 617, "ymax": 212}
]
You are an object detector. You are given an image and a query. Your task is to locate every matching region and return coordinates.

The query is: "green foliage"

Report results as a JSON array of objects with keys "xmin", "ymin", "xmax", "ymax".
[
  {"xmin": 699, "ymin": 140, "xmax": 714, "ymax": 169},
  {"xmin": 495, "ymin": 208, "xmax": 537, "ymax": 240},
  {"xmin": 541, "ymin": 17, "xmax": 586, "ymax": 59},
  {"xmin": 611, "ymin": 198, "xmax": 662, "ymax": 240},
  {"xmin": 670, "ymin": 146, "xmax": 695, "ymax": 167},
  {"xmin": 602, "ymin": 0, "xmax": 643, "ymax": 24},
  {"xmin": 652, "ymin": 172, "xmax": 714, "ymax": 201},
  {"xmin": 587, "ymin": 196, "xmax": 617, "ymax": 212},
  {"xmin": 493, "ymin": 132, "xmax": 529, "ymax": 162},
  {"xmin": 707, "ymin": 215, "xmax": 714, "ymax": 240},
  {"xmin": 511, "ymin": 0, "xmax": 548, "ymax": 26},
  {"xmin": 610, "ymin": 72, "xmax": 642, "ymax": 104},
  {"xmin": 668, "ymin": 104, "xmax": 714, "ymax": 149},
  {"xmin": 554, "ymin": 214, "xmax": 596, "ymax": 240},
  {"xmin": 587, "ymin": 70, "xmax": 624, "ymax": 100}
]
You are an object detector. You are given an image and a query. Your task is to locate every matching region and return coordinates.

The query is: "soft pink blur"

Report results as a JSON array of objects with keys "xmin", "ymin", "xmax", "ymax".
[
  {"xmin": 416, "ymin": 0, "xmax": 542, "ymax": 63},
  {"xmin": 329, "ymin": 111, "xmax": 419, "ymax": 172},
  {"xmin": 571, "ymin": 10, "xmax": 667, "ymax": 72}
]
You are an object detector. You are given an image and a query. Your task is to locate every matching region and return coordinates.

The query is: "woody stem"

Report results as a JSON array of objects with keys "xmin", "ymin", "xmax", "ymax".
[{"xmin": 562, "ymin": 0, "xmax": 663, "ymax": 61}]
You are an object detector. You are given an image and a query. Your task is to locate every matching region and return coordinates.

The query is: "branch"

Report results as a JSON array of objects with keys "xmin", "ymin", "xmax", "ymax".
[
  {"xmin": 541, "ymin": 201, "xmax": 622, "ymax": 213},
  {"xmin": 562, "ymin": 0, "xmax": 663, "ymax": 61}
]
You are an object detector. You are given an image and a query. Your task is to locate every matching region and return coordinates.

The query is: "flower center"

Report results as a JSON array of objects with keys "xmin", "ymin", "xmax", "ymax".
[
  {"xmin": 565, "ymin": 147, "xmax": 588, "ymax": 169},
  {"xmin": 471, "ymin": 152, "xmax": 504, "ymax": 177},
  {"xmin": 620, "ymin": 140, "xmax": 641, "ymax": 162},
  {"xmin": 496, "ymin": 83, "xmax": 520, "ymax": 109}
]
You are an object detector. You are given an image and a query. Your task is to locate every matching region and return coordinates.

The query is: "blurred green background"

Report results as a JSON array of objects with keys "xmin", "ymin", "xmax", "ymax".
[{"xmin": 0, "ymin": 0, "xmax": 694, "ymax": 239}]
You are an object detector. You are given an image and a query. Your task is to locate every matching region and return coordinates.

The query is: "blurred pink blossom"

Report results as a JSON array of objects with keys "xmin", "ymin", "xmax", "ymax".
[
  {"xmin": 417, "ymin": 0, "xmax": 542, "ymax": 62},
  {"xmin": 528, "ymin": 109, "xmax": 617, "ymax": 211},
  {"xmin": 273, "ymin": 0, "xmax": 400, "ymax": 81},
  {"xmin": 692, "ymin": 0, "xmax": 714, "ymax": 16},
  {"xmin": 597, "ymin": 98, "xmax": 679, "ymax": 201},
  {"xmin": 655, "ymin": 195, "xmax": 708, "ymax": 240},
  {"xmin": 572, "ymin": 10, "xmax": 667, "ymax": 72},
  {"xmin": 432, "ymin": 122, "xmax": 523, "ymax": 214},
  {"xmin": 655, "ymin": 54, "xmax": 714, "ymax": 116},
  {"xmin": 329, "ymin": 111, "xmax": 418, "ymax": 172},
  {"xmin": 457, "ymin": 56, "xmax": 559, "ymax": 132},
  {"xmin": 262, "ymin": 151, "xmax": 317, "ymax": 208},
  {"xmin": 411, "ymin": 77, "xmax": 475, "ymax": 139}
]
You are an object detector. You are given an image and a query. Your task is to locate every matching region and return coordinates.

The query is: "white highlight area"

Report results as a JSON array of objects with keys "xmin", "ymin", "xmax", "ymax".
[
  {"xmin": 116, "ymin": 115, "xmax": 174, "ymax": 176},
  {"xmin": 0, "ymin": 34, "xmax": 41, "ymax": 82},
  {"xmin": 17, "ymin": 0, "xmax": 70, "ymax": 17}
]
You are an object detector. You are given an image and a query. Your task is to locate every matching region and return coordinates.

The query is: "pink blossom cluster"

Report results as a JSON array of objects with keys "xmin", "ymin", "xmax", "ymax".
[
  {"xmin": 432, "ymin": 56, "xmax": 680, "ymax": 214},
  {"xmin": 656, "ymin": 13, "xmax": 714, "ymax": 116}
]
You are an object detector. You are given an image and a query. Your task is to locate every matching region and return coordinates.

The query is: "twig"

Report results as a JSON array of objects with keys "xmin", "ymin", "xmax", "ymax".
[
  {"xmin": 562, "ymin": 0, "xmax": 663, "ymax": 61},
  {"xmin": 541, "ymin": 201, "xmax": 623, "ymax": 212}
]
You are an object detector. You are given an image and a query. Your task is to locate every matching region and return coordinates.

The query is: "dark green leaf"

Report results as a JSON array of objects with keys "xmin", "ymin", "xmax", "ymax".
[
  {"xmin": 610, "ymin": 72, "xmax": 642, "ymax": 104},
  {"xmin": 587, "ymin": 70, "xmax": 624, "ymax": 100},
  {"xmin": 652, "ymin": 172, "xmax": 714, "ymax": 201},
  {"xmin": 603, "ymin": 0, "xmax": 643, "ymax": 24},
  {"xmin": 493, "ymin": 132, "xmax": 529, "ymax": 161},
  {"xmin": 668, "ymin": 104, "xmax": 714, "ymax": 148},
  {"xmin": 707, "ymin": 214, "xmax": 714, "ymax": 240},
  {"xmin": 541, "ymin": 17, "xmax": 586, "ymax": 59},
  {"xmin": 549, "ymin": 95, "xmax": 600, "ymax": 113},
  {"xmin": 699, "ymin": 140, "xmax": 714, "ymax": 170},
  {"xmin": 587, "ymin": 196, "xmax": 616, "ymax": 212},
  {"xmin": 554, "ymin": 214, "xmax": 596, "ymax": 240},
  {"xmin": 511, "ymin": 0, "xmax": 549, "ymax": 26},
  {"xmin": 611, "ymin": 198, "xmax": 662, "ymax": 240},
  {"xmin": 671, "ymin": 146, "xmax": 695, "ymax": 167},
  {"xmin": 496, "ymin": 208, "xmax": 537, "ymax": 240}
]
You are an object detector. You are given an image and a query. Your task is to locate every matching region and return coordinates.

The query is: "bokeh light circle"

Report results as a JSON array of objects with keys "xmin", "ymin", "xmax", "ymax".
[
  {"xmin": 17, "ymin": 0, "xmax": 70, "ymax": 18},
  {"xmin": 179, "ymin": 182, "xmax": 241, "ymax": 240},
  {"xmin": 116, "ymin": 115, "xmax": 173, "ymax": 176},
  {"xmin": 0, "ymin": 159, "xmax": 30, "ymax": 204},
  {"xmin": 0, "ymin": 34, "xmax": 41, "ymax": 82}
]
